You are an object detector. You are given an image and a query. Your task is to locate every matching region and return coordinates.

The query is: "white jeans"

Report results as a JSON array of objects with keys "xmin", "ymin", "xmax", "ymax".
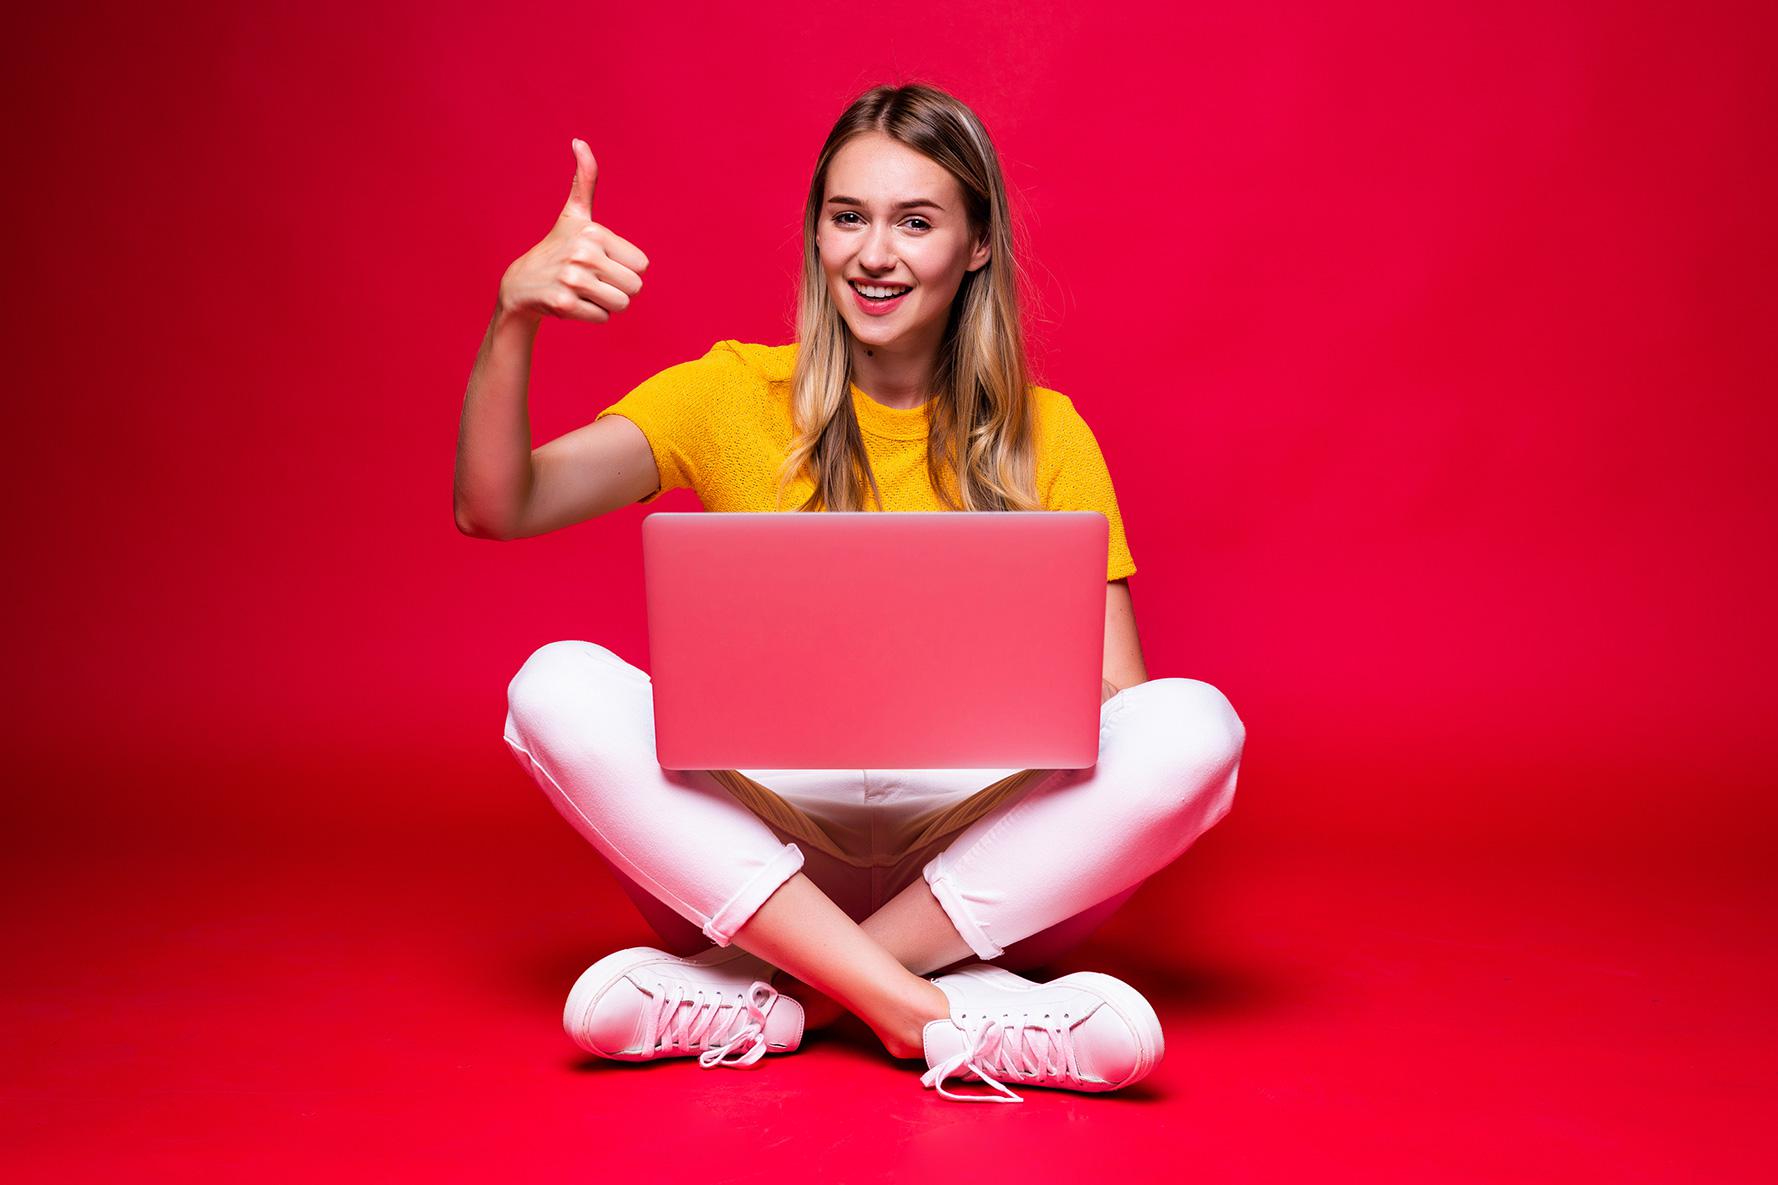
[{"xmin": 502, "ymin": 640, "xmax": 1244, "ymax": 971}]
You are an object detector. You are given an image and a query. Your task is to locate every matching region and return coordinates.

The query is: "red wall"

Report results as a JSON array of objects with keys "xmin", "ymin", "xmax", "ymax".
[{"xmin": 8, "ymin": 0, "xmax": 1774, "ymax": 866}]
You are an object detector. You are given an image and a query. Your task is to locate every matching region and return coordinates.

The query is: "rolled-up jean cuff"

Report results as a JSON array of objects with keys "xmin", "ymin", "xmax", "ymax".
[
  {"xmin": 923, "ymin": 857, "xmax": 1004, "ymax": 960},
  {"xmin": 703, "ymin": 842, "xmax": 806, "ymax": 947}
]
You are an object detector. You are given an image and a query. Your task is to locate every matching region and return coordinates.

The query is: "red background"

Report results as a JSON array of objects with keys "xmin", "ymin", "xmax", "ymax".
[{"xmin": 7, "ymin": 0, "xmax": 1775, "ymax": 1180}]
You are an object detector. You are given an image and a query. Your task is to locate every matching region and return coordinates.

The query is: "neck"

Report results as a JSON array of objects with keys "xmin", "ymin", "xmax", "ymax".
[{"xmin": 847, "ymin": 326, "xmax": 942, "ymax": 410}]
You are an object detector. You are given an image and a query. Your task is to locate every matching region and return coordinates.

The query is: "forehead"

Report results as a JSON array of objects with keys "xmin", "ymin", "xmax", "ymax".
[{"xmin": 825, "ymin": 132, "xmax": 958, "ymax": 205}]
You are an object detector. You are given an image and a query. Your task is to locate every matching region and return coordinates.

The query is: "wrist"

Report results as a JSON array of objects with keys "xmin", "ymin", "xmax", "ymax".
[
  {"xmin": 492, "ymin": 300, "xmax": 541, "ymax": 334},
  {"xmin": 492, "ymin": 281, "xmax": 543, "ymax": 333}
]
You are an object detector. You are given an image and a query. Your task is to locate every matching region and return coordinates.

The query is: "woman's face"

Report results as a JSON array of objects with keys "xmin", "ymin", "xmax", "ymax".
[{"xmin": 816, "ymin": 131, "xmax": 990, "ymax": 353}]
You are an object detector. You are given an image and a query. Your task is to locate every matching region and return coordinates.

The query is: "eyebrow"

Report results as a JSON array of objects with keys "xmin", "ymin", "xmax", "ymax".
[{"xmin": 825, "ymin": 195, "xmax": 945, "ymax": 212}]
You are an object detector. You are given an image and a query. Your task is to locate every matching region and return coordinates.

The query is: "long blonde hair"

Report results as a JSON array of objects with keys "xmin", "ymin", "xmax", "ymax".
[{"xmin": 772, "ymin": 82, "xmax": 1044, "ymax": 514}]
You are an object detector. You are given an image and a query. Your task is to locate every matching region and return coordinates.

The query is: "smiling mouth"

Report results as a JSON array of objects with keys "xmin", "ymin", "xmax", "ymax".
[{"xmin": 849, "ymin": 281, "xmax": 913, "ymax": 299}]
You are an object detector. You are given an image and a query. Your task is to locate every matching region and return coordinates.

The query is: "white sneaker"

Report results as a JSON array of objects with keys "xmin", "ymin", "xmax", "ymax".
[
  {"xmin": 918, "ymin": 963, "xmax": 1164, "ymax": 1102},
  {"xmin": 563, "ymin": 944, "xmax": 805, "ymax": 1067}
]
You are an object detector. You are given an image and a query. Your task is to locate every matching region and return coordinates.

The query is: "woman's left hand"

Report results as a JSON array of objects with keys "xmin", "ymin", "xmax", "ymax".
[{"xmin": 1101, "ymin": 678, "xmax": 1119, "ymax": 705}]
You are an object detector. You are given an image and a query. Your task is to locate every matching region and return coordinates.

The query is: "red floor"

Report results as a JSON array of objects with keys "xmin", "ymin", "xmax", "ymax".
[{"xmin": 7, "ymin": 741, "xmax": 1774, "ymax": 1183}]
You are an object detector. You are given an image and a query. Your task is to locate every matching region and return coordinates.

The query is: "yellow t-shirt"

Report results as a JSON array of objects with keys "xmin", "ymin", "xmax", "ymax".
[{"xmin": 594, "ymin": 339, "xmax": 1136, "ymax": 581}]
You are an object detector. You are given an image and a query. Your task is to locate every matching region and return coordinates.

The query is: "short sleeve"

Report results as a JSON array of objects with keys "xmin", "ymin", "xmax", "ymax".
[
  {"xmin": 1045, "ymin": 395, "xmax": 1137, "ymax": 581},
  {"xmin": 592, "ymin": 341, "xmax": 747, "ymax": 505}
]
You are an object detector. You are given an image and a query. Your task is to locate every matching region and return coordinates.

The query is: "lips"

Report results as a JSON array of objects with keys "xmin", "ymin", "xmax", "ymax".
[
  {"xmin": 848, "ymin": 280, "xmax": 911, "ymax": 317},
  {"xmin": 849, "ymin": 280, "xmax": 912, "ymax": 298}
]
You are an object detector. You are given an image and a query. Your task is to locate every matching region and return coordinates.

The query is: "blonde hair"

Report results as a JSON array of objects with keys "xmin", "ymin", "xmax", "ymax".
[{"xmin": 772, "ymin": 82, "xmax": 1043, "ymax": 514}]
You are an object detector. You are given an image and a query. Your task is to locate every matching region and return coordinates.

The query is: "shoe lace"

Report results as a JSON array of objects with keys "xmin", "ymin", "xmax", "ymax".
[
  {"xmin": 920, "ymin": 1011, "xmax": 1085, "ymax": 1103},
  {"xmin": 641, "ymin": 978, "xmax": 780, "ymax": 1068}
]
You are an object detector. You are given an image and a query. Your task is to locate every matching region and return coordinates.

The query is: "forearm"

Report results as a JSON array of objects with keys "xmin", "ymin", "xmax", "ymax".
[{"xmin": 454, "ymin": 303, "xmax": 543, "ymax": 537}]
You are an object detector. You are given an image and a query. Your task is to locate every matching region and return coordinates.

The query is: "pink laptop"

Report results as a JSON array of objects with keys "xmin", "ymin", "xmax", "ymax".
[{"xmin": 642, "ymin": 511, "xmax": 1109, "ymax": 770}]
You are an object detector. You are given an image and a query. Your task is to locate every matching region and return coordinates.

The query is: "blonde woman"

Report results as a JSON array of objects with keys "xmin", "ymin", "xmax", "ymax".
[{"xmin": 455, "ymin": 83, "xmax": 1246, "ymax": 1103}]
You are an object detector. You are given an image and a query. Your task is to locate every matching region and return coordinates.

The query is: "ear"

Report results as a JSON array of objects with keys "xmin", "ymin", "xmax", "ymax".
[{"xmin": 966, "ymin": 235, "xmax": 991, "ymax": 273}]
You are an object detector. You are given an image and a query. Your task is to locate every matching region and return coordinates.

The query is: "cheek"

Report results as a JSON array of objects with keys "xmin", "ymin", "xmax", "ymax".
[
  {"xmin": 818, "ymin": 239, "xmax": 847, "ymax": 275},
  {"xmin": 911, "ymin": 243, "xmax": 964, "ymax": 285}
]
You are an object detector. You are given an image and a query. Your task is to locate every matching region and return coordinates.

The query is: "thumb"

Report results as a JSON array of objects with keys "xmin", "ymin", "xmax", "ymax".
[{"xmin": 562, "ymin": 138, "xmax": 598, "ymax": 221}]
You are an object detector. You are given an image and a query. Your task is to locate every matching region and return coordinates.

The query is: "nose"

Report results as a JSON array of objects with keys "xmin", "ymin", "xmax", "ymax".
[{"xmin": 858, "ymin": 223, "xmax": 898, "ymax": 274}]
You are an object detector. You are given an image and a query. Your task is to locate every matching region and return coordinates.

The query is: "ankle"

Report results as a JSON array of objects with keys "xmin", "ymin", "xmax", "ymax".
[{"xmin": 878, "ymin": 978, "xmax": 953, "ymax": 1060}]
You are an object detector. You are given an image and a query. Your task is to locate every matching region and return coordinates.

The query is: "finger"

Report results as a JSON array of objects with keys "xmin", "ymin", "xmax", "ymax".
[
  {"xmin": 562, "ymin": 138, "xmax": 598, "ymax": 221},
  {"xmin": 593, "ymin": 225, "xmax": 650, "ymax": 274},
  {"xmin": 545, "ymin": 289, "xmax": 612, "ymax": 323},
  {"xmin": 570, "ymin": 249, "xmax": 644, "ymax": 297},
  {"xmin": 560, "ymin": 266, "xmax": 634, "ymax": 313}
]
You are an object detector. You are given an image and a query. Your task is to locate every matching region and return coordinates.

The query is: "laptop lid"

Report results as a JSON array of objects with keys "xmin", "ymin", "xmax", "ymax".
[{"xmin": 642, "ymin": 511, "xmax": 1108, "ymax": 771}]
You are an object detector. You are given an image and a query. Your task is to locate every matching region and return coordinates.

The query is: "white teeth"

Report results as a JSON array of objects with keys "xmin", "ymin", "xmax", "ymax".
[{"xmin": 852, "ymin": 282, "xmax": 911, "ymax": 299}]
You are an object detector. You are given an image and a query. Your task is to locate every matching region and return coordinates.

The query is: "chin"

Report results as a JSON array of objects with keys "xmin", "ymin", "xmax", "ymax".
[{"xmin": 852, "ymin": 325, "xmax": 903, "ymax": 349}]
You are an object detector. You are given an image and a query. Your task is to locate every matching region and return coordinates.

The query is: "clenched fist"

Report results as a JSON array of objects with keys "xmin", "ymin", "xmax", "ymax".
[{"xmin": 498, "ymin": 138, "xmax": 651, "ymax": 324}]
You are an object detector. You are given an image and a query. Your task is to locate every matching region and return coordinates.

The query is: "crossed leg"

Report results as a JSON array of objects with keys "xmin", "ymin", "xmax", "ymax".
[{"xmin": 506, "ymin": 640, "xmax": 1243, "ymax": 1059}]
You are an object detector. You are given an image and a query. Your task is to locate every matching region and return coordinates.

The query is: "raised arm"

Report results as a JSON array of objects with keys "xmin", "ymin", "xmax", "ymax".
[{"xmin": 453, "ymin": 138, "xmax": 655, "ymax": 540}]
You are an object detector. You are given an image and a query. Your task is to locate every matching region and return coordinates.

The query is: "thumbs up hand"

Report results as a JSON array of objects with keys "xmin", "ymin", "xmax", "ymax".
[{"xmin": 498, "ymin": 138, "xmax": 652, "ymax": 324}]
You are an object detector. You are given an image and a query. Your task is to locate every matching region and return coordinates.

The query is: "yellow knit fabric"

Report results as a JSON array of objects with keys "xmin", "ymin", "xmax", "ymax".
[{"xmin": 593, "ymin": 339, "xmax": 1136, "ymax": 582}]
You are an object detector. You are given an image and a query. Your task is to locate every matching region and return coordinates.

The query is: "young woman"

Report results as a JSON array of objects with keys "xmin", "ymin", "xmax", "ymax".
[{"xmin": 454, "ymin": 83, "xmax": 1246, "ymax": 1103}]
